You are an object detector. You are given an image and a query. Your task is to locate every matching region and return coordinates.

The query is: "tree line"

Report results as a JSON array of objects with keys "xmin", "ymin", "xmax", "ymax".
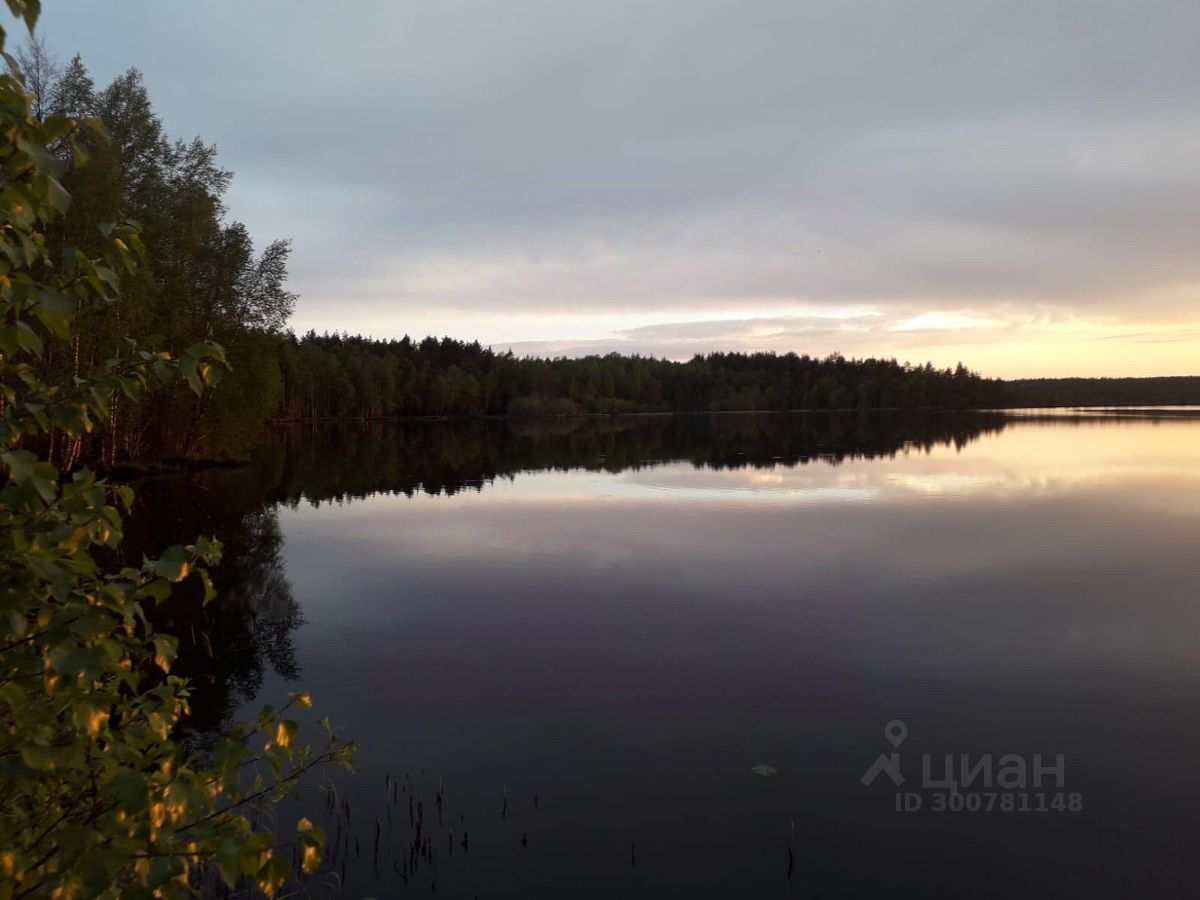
[
  {"xmin": 274, "ymin": 334, "xmax": 1200, "ymax": 425},
  {"xmin": 277, "ymin": 331, "xmax": 1001, "ymax": 421},
  {"xmin": 1001, "ymin": 376, "xmax": 1200, "ymax": 408}
]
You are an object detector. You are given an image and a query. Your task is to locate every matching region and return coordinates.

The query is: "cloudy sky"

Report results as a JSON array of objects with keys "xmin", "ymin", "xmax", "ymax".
[{"xmin": 38, "ymin": 0, "xmax": 1200, "ymax": 377}]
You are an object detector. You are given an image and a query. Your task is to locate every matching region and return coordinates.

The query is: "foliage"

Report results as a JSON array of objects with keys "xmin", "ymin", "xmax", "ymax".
[
  {"xmin": 999, "ymin": 375, "xmax": 1200, "ymax": 408},
  {"xmin": 278, "ymin": 334, "xmax": 1200, "ymax": 421},
  {"xmin": 276, "ymin": 331, "xmax": 1002, "ymax": 420},
  {"xmin": 13, "ymin": 35, "xmax": 295, "ymax": 466},
  {"xmin": 0, "ymin": 5, "xmax": 351, "ymax": 897}
]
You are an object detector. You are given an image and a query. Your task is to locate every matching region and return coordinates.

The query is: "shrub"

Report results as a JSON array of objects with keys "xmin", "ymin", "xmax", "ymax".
[{"xmin": 0, "ymin": 4, "xmax": 352, "ymax": 896}]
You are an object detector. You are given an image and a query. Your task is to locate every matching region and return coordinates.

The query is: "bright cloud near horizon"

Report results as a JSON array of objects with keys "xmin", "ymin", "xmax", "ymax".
[{"xmin": 39, "ymin": 0, "xmax": 1200, "ymax": 378}]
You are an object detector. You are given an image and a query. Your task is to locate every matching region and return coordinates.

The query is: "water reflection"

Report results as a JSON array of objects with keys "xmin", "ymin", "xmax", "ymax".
[
  {"xmin": 258, "ymin": 411, "xmax": 1008, "ymax": 504},
  {"xmin": 118, "ymin": 470, "xmax": 302, "ymax": 744},
  {"xmin": 128, "ymin": 410, "xmax": 1200, "ymax": 897},
  {"xmin": 127, "ymin": 412, "xmax": 1009, "ymax": 740}
]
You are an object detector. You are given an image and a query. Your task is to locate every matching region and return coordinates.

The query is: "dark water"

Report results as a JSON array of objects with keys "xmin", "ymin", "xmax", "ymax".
[{"xmin": 131, "ymin": 411, "xmax": 1200, "ymax": 898}]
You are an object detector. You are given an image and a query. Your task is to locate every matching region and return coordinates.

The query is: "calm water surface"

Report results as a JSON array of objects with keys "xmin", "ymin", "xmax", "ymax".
[{"xmin": 136, "ymin": 412, "xmax": 1200, "ymax": 897}]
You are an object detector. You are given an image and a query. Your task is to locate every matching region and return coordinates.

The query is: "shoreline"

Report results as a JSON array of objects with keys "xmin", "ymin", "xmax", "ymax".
[{"xmin": 103, "ymin": 405, "xmax": 1200, "ymax": 475}]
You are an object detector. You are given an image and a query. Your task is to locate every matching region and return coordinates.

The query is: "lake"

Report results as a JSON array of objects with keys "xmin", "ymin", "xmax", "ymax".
[{"xmin": 131, "ymin": 411, "xmax": 1200, "ymax": 897}]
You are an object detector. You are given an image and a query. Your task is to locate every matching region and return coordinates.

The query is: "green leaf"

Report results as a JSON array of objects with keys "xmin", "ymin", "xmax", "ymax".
[
  {"xmin": 114, "ymin": 484, "xmax": 135, "ymax": 510},
  {"xmin": 148, "ymin": 854, "xmax": 185, "ymax": 888},
  {"xmin": 16, "ymin": 135, "xmax": 60, "ymax": 176},
  {"xmin": 84, "ymin": 116, "xmax": 110, "ymax": 141},
  {"xmin": 106, "ymin": 767, "xmax": 149, "ymax": 813},
  {"xmin": 0, "ymin": 325, "xmax": 18, "ymax": 356},
  {"xmin": 6, "ymin": 0, "xmax": 42, "ymax": 31},
  {"xmin": 32, "ymin": 288, "xmax": 76, "ymax": 339},
  {"xmin": 257, "ymin": 856, "xmax": 290, "ymax": 894},
  {"xmin": 146, "ymin": 546, "xmax": 191, "ymax": 582},
  {"xmin": 196, "ymin": 567, "xmax": 216, "ymax": 603},
  {"xmin": 152, "ymin": 634, "xmax": 178, "ymax": 671},
  {"xmin": 45, "ymin": 174, "xmax": 71, "ymax": 214},
  {"xmin": 20, "ymin": 745, "xmax": 64, "ymax": 771},
  {"xmin": 135, "ymin": 579, "xmax": 172, "ymax": 603},
  {"xmin": 1, "ymin": 449, "xmax": 58, "ymax": 501},
  {"xmin": 15, "ymin": 320, "xmax": 43, "ymax": 356},
  {"xmin": 214, "ymin": 837, "xmax": 243, "ymax": 887}
]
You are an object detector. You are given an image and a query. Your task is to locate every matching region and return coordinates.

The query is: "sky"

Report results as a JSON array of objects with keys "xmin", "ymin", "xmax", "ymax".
[{"xmin": 36, "ymin": 0, "xmax": 1200, "ymax": 378}]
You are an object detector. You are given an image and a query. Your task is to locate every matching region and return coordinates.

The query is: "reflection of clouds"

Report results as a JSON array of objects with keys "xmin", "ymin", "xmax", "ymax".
[
  {"xmin": 638, "ymin": 482, "xmax": 881, "ymax": 505},
  {"xmin": 484, "ymin": 461, "xmax": 1200, "ymax": 511},
  {"xmin": 614, "ymin": 461, "xmax": 1028, "ymax": 502},
  {"xmin": 578, "ymin": 421, "xmax": 1200, "ymax": 506},
  {"xmin": 616, "ymin": 464, "xmax": 1029, "ymax": 503},
  {"xmin": 748, "ymin": 472, "xmax": 784, "ymax": 486},
  {"xmin": 613, "ymin": 463, "xmax": 981, "ymax": 504},
  {"xmin": 887, "ymin": 473, "xmax": 1008, "ymax": 496},
  {"xmin": 619, "ymin": 464, "xmax": 879, "ymax": 502},
  {"xmin": 281, "ymin": 418, "xmax": 1200, "ymax": 671},
  {"xmin": 282, "ymin": 419, "xmax": 1200, "ymax": 515}
]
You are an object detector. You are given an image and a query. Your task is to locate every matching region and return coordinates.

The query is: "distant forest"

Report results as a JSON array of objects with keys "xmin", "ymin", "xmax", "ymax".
[
  {"xmin": 19, "ymin": 42, "xmax": 1199, "ymax": 467},
  {"xmin": 1001, "ymin": 376, "xmax": 1200, "ymax": 408},
  {"xmin": 274, "ymin": 332, "xmax": 1200, "ymax": 424},
  {"xmin": 277, "ymin": 333, "xmax": 1000, "ymax": 420}
]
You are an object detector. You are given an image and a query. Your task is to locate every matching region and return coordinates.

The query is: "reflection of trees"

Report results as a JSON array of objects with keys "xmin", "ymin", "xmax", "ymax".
[
  {"xmin": 171, "ymin": 506, "xmax": 302, "ymax": 744},
  {"xmin": 114, "ymin": 410, "xmax": 1008, "ymax": 743},
  {"xmin": 256, "ymin": 410, "xmax": 1010, "ymax": 506},
  {"xmin": 115, "ymin": 470, "xmax": 303, "ymax": 746}
]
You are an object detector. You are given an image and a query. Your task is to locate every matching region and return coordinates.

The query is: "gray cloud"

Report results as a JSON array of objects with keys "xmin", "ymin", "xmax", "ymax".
[
  {"xmin": 618, "ymin": 314, "xmax": 882, "ymax": 341},
  {"xmin": 36, "ymin": 0, "xmax": 1200, "ymax": 329},
  {"xmin": 492, "ymin": 310, "xmax": 1029, "ymax": 361}
]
